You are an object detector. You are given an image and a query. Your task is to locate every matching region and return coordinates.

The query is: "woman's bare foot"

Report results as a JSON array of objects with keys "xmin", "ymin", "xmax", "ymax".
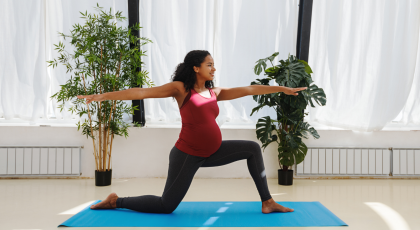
[
  {"xmin": 262, "ymin": 198, "xmax": 294, "ymax": 214},
  {"xmin": 90, "ymin": 193, "xmax": 118, "ymax": 209}
]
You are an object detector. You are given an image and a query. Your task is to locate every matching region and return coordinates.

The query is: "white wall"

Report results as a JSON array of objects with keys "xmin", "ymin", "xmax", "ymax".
[{"xmin": 0, "ymin": 126, "xmax": 419, "ymax": 179}]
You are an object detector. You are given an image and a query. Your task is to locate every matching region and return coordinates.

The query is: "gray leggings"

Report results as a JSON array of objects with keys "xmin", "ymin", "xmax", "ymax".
[{"xmin": 116, "ymin": 140, "xmax": 272, "ymax": 213}]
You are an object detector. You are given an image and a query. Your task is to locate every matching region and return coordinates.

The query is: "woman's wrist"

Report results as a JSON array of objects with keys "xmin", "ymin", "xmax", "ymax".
[
  {"xmin": 276, "ymin": 86, "xmax": 287, "ymax": 93},
  {"xmin": 98, "ymin": 93, "xmax": 108, "ymax": 101}
]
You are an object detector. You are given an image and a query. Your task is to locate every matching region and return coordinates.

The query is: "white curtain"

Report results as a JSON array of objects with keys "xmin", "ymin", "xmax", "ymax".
[
  {"xmin": 140, "ymin": 0, "xmax": 299, "ymax": 126},
  {"xmin": 140, "ymin": 0, "xmax": 216, "ymax": 124},
  {"xmin": 0, "ymin": 0, "xmax": 129, "ymax": 124},
  {"xmin": 4, "ymin": 0, "xmax": 419, "ymax": 129},
  {"xmin": 0, "ymin": 0, "xmax": 48, "ymax": 123},
  {"xmin": 213, "ymin": 0, "xmax": 298, "ymax": 126},
  {"xmin": 46, "ymin": 0, "xmax": 129, "ymax": 122},
  {"xmin": 308, "ymin": 0, "xmax": 420, "ymax": 131},
  {"xmin": 398, "ymin": 39, "xmax": 420, "ymax": 125}
]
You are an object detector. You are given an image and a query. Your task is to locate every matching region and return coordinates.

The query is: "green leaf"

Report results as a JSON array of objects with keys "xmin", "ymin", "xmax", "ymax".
[
  {"xmin": 267, "ymin": 52, "xmax": 279, "ymax": 62},
  {"xmin": 251, "ymin": 78, "xmax": 270, "ymax": 85},
  {"xmin": 250, "ymin": 103, "xmax": 266, "ymax": 116},
  {"xmin": 297, "ymin": 59, "xmax": 313, "ymax": 74},
  {"xmin": 278, "ymin": 141, "xmax": 307, "ymax": 166},
  {"xmin": 254, "ymin": 52, "xmax": 279, "ymax": 75},
  {"xmin": 301, "ymin": 84, "xmax": 327, "ymax": 107},
  {"xmin": 256, "ymin": 116, "xmax": 276, "ymax": 150},
  {"xmin": 287, "ymin": 109, "xmax": 303, "ymax": 123},
  {"xmin": 254, "ymin": 59, "xmax": 267, "ymax": 75},
  {"xmin": 264, "ymin": 67, "xmax": 279, "ymax": 76},
  {"xmin": 271, "ymin": 134, "xmax": 278, "ymax": 141},
  {"xmin": 308, "ymin": 127, "xmax": 320, "ymax": 139}
]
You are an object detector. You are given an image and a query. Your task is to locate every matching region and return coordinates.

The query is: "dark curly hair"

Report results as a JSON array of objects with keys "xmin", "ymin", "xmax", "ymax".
[{"xmin": 171, "ymin": 50, "xmax": 214, "ymax": 92}]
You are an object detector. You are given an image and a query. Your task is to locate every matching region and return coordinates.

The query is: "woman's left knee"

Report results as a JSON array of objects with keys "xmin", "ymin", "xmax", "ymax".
[{"xmin": 247, "ymin": 141, "xmax": 262, "ymax": 153}]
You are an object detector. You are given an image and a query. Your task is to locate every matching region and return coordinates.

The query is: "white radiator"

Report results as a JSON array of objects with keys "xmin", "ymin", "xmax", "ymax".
[
  {"xmin": 0, "ymin": 146, "xmax": 81, "ymax": 177},
  {"xmin": 392, "ymin": 148, "xmax": 420, "ymax": 176},
  {"xmin": 296, "ymin": 148, "xmax": 391, "ymax": 176}
]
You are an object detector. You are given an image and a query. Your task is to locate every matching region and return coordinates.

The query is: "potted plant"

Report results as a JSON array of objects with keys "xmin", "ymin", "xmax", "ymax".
[
  {"xmin": 250, "ymin": 52, "xmax": 326, "ymax": 185},
  {"xmin": 48, "ymin": 5, "xmax": 153, "ymax": 186}
]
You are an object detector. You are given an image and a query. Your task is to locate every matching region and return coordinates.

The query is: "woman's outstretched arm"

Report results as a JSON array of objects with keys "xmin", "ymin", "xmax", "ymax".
[
  {"xmin": 77, "ymin": 81, "xmax": 184, "ymax": 105},
  {"xmin": 214, "ymin": 85, "xmax": 307, "ymax": 101}
]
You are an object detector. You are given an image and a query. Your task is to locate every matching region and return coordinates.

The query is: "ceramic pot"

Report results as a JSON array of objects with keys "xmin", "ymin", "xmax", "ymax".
[
  {"xmin": 278, "ymin": 169, "xmax": 293, "ymax": 185},
  {"xmin": 95, "ymin": 169, "xmax": 112, "ymax": 186}
]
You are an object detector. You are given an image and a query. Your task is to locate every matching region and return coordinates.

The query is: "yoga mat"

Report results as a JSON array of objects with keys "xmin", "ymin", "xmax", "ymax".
[{"xmin": 59, "ymin": 201, "xmax": 347, "ymax": 227}]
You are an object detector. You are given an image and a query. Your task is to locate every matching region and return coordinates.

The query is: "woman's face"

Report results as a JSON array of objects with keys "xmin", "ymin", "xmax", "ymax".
[{"xmin": 194, "ymin": 55, "xmax": 216, "ymax": 82}]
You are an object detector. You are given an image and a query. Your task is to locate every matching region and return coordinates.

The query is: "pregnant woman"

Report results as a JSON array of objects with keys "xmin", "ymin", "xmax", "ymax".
[{"xmin": 78, "ymin": 50, "xmax": 306, "ymax": 214}]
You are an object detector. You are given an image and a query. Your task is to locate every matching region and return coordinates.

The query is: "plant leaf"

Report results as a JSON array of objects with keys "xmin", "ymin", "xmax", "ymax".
[
  {"xmin": 297, "ymin": 59, "xmax": 313, "ymax": 74},
  {"xmin": 278, "ymin": 141, "xmax": 307, "ymax": 166},
  {"xmin": 302, "ymin": 84, "xmax": 327, "ymax": 107},
  {"xmin": 308, "ymin": 127, "xmax": 320, "ymax": 139},
  {"xmin": 256, "ymin": 116, "xmax": 276, "ymax": 150}
]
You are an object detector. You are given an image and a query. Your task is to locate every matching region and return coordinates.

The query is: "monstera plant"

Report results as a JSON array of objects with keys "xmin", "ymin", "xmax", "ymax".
[{"xmin": 250, "ymin": 53, "xmax": 326, "ymax": 185}]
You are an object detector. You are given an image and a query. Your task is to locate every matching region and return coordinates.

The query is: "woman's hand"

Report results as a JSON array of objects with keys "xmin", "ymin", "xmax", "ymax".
[
  {"xmin": 77, "ymin": 94, "xmax": 105, "ymax": 105},
  {"xmin": 283, "ymin": 87, "xmax": 307, "ymax": 96}
]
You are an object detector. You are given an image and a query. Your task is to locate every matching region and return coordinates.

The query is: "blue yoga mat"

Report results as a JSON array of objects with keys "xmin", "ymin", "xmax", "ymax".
[{"xmin": 59, "ymin": 201, "xmax": 347, "ymax": 227}]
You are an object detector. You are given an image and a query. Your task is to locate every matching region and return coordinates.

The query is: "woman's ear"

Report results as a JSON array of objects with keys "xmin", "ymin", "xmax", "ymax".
[{"xmin": 193, "ymin": 66, "xmax": 199, "ymax": 73}]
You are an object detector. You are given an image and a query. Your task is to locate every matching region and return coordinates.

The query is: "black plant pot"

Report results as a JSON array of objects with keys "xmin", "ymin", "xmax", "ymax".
[
  {"xmin": 95, "ymin": 169, "xmax": 112, "ymax": 186},
  {"xmin": 278, "ymin": 169, "xmax": 293, "ymax": 186}
]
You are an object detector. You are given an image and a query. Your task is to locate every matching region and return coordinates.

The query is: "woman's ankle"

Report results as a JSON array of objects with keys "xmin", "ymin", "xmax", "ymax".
[
  {"xmin": 110, "ymin": 193, "xmax": 119, "ymax": 208},
  {"xmin": 262, "ymin": 198, "xmax": 274, "ymax": 205}
]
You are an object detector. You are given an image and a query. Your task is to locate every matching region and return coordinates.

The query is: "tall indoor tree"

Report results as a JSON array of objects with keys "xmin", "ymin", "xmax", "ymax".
[{"xmin": 48, "ymin": 5, "xmax": 153, "ymax": 185}]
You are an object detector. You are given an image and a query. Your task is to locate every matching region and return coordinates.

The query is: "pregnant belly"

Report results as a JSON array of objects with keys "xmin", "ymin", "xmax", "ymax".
[{"xmin": 177, "ymin": 122, "xmax": 222, "ymax": 156}]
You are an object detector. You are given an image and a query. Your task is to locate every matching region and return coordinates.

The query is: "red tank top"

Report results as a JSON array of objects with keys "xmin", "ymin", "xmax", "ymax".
[{"xmin": 175, "ymin": 88, "xmax": 222, "ymax": 157}]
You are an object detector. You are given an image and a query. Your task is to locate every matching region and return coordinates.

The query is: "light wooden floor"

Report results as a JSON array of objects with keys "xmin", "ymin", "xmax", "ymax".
[{"xmin": 0, "ymin": 178, "xmax": 419, "ymax": 230}]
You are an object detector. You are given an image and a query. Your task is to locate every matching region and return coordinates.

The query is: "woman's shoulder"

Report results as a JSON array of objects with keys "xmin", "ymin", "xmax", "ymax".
[
  {"xmin": 170, "ymin": 81, "xmax": 188, "ymax": 93},
  {"xmin": 171, "ymin": 80, "xmax": 185, "ymax": 87},
  {"xmin": 209, "ymin": 87, "xmax": 223, "ymax": 97}
]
